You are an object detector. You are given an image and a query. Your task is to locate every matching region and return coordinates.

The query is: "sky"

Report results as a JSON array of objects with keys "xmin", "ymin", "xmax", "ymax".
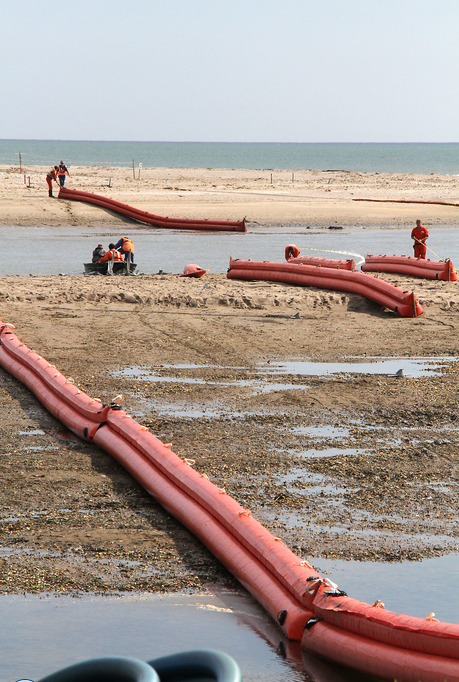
[{"xmin": 1, "ymin": 0, "xmax": 459, "ymax": 143}]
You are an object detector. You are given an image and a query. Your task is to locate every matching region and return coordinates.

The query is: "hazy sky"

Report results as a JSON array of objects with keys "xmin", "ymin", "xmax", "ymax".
[{"xmin": 1, "ymin": 1, "xmax": 458, "ymax": 142}]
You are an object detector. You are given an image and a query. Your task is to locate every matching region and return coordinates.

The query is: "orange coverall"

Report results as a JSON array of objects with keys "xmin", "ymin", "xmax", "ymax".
[{"xmin": 411, "ymin": 224, "xmax": 429, "ymax": 259}]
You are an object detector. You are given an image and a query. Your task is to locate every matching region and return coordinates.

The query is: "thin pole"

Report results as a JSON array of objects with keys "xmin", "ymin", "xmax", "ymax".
[
  {"xmin": 132, "ymin": 159, "xmax": 135, "ymax": 180},
  {"xmin": 19, "ymin": 153, "xmax": 22, "ymax": 172}
]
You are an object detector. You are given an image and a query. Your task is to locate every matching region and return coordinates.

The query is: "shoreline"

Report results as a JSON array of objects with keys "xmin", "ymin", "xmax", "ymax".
[{"xmin": 3, "ymin": 165, "xmax": 459, "ymax": 228}]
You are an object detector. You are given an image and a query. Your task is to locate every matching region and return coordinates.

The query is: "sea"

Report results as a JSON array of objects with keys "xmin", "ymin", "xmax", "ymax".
[{"xmin": 2, "ymin": 139, "xmax": 459, "ymax": 174}]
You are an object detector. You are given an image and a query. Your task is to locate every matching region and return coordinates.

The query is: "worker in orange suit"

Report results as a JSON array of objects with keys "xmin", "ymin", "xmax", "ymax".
[
  {"xmin": 46, "ymin": 166, "xmax": 59, "ymax": 197},
  {"xmin": 411, "ymin": 220, "xmax": 429, "ymax": 259},
  {"xmin": 98, "ymin": 243, "xmax": 124, "ymax": 263},
  {"xmin": 285, "ymin": 244, "xmax": 300, "ymax": 261},
  {"xmin": 115, "ymin": 236, "xmax": 135, "ymax": 262}
]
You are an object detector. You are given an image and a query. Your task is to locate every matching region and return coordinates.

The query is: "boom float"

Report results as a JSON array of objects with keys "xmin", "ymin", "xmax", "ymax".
[
  {"xmin": 362, "ymin": 255, "xmax": 457, "ymax": 281},
  {"xmin": 227, "ymin": 258, "xmax": 423, "ymax": 317},
  {"xmin": 58, "ymin": 187, "xmax": 246, "ymax": 232},
  {"xmin": 2, "ymin": 322, "xmax": 459, "ymax": 680},
  {"xmin": 288, "ymin": 255, "xmax": 355, "ymax": 270}
]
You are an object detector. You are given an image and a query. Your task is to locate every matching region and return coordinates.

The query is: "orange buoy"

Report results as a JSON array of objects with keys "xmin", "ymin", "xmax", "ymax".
[{"xmin": 179, "ymin": 264, "xmax": 208, "ymax": 278}]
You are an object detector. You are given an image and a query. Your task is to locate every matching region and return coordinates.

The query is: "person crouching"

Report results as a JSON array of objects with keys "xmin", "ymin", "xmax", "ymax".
[
  {"xmin": 46, "ymin": 166, "xmax": 59, "ymax": 197},
  {"xmin": 115, "ymin": 236, "xmax": 135, "ymax": 263}
]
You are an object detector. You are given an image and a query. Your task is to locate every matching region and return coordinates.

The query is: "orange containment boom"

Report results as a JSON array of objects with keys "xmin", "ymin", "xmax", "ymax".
[
  {"xmin": 288, "ymin": 255, "xmax": 355, "ymax": 270},
  {"xmin": 3, "ymin": 321, "xmax": 459, "ymax": 680},
  {"xmin": 354, "ymin": 197, "xmax": 459, "ymax": 208},
  {"xmin": 58, "ymin": 187, "xmax": 247, "ymax": 232},
  {"xmin": 362, "ymin": 255, "xmax": 457, "ymax": 281},
  {"xmin": 227, "ymin": 258, "xmax": 423, "ymax": 317}
]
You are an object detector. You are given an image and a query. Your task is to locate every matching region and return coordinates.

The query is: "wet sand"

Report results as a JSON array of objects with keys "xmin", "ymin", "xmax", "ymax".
[
  {"xmin": 1, "ymin": 271, "xmax": 459, "ymax": 595},
  {"xmin": 3, "ymin": 164, "xmax": 459, "ymax": 228}
]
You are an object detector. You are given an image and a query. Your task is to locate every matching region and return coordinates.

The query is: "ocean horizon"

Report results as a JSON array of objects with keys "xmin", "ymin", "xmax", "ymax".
[{"xmin": 2, "ymin": 140, "xmax": 459, "ymax": 175}]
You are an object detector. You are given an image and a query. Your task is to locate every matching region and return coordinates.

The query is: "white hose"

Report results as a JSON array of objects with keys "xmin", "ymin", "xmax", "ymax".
[{"xmin": 299, "ymin": 247, "xmax": 365, "ymax": 266}]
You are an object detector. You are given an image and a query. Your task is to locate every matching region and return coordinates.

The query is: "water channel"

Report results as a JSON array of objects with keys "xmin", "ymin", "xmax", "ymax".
[
  {"xmin": 1, "ymin": 226, "xmax": 458, "ymax": 276},
  {"xmin": 1, "ymin": 590, "xmax": 367, "ymax": 682}
]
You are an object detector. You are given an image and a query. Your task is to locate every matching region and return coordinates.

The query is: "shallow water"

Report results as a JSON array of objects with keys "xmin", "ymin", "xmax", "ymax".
[
  {"xmin": 1, "ymin": 226, "xmax": 458, "ymax": 276},
  {"xmin": 115, "ymin": 365, "xmax": 310, "ymax": 395},
  {"xmin": 314, "ymin": 554, "xmax": 459, "ymax": 624},
  {"xmin": 115, "ymin": 356, "xmax": 455, "ymax": 393},
  {"xmin": 260, "ymin": 356, "xmax": 457, "ymax": 378},
  {"xmin": 0, "ymin": 590, "xmax": 370, "ymax": 682}
]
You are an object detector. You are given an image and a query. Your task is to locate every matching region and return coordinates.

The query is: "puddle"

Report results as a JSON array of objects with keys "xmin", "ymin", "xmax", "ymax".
[
  {"xmin": 0, "ymin": 547, "xmax": 57, "ymax": 558},
  {"xmin": 0, "ymin": 590, "xmax": 371, "ymax": 682},
  {"xmin": 293, "ymin": 425, "xmax": 350, "ymax": 439},
  {"xmin": 115, "ymin": 366, "xmax": 309, "ymax": 395},
  {"xmin": 141, "ymin": 404, "xmax": 225, "ymax": 419},
  {"xmin": 278, "ymin": 469, "xmax": 357, "ymax": 501},
  {"xmin": 113, "ymin": 357, "xmax": 457, "ymax": 417},
  {"xmin": 313, "ymin": 553, "xmax": 459, "ymax": 624},
  {"xmin": 259, "ymin": 356, "xmax": 458, "ymax": 378},
  {"xmin": 115, "ymin": 366, "xmax": 210, "ymax": 384},
  {"xmin": 298, "ymin": 447, "xmax": 367, "ymax": 459}
]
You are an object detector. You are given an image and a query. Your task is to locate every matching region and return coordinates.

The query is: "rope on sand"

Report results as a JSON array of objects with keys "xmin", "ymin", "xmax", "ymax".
[{"xmin": 353, "ymin": 198, "xmax": 459, "ymax": 207}]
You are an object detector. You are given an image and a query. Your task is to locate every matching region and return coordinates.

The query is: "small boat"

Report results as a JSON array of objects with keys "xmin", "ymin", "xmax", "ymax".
[{"xmin": 84, "ymin": 261, "xmax": 137, "ymax": 275}]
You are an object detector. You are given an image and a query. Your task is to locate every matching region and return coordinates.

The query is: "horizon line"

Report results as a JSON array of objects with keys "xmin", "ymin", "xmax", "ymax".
[{"xmin": 1, "ymin": 139, "xmax": 459, "ymax": 145}]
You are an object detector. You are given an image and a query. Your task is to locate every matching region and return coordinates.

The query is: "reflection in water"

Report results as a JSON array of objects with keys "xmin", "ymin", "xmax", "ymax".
[
  {"xmin": 313, "ymin": 554, "xmax": 459, "ymax": 625},
  {"xmin": 0, "ymin": 589, "xmax": 377, "ymax": 682}
]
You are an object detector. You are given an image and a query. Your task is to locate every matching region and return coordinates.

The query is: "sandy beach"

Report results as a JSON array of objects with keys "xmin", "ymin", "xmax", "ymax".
[
  {"xmin": 3, "ymin": 164, "xmax": 459, "ymax": 228},
  {"xmin": 1, "ymin": 166, "xmax": 459, "ymax": 597}
]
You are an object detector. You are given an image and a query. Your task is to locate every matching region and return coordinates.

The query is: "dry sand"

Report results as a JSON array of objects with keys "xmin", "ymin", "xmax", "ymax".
[
  {"xmin": 3, "ymin": 164, "xmax": 459, "ymax": 228},
  {"xmin": 1, "ymin": 165, "xmax": 459, "ymax": 597}
]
